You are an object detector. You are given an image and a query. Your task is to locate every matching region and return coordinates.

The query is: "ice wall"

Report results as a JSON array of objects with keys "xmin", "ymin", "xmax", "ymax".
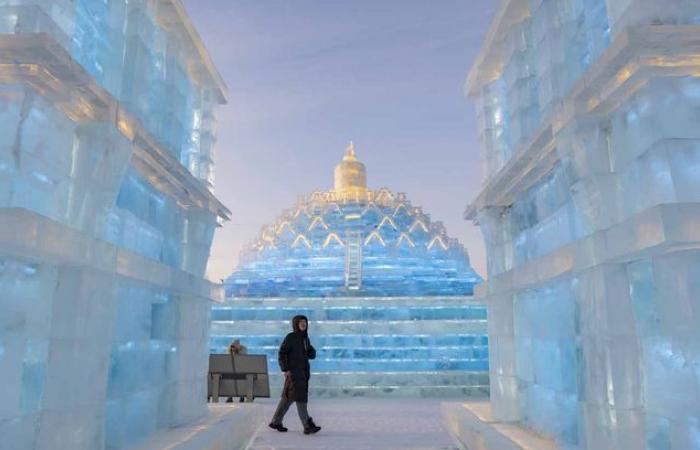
[
  {"xmin": 0, "ymin": 1, "xmax": 228, "ymax": 449},
  {"xmin": 467, "ymin": 0, "xmax": 700, "ymax": 449}
]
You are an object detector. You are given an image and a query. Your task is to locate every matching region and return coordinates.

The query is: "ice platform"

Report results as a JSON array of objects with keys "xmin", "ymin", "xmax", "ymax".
[
  {"xmin": 442, "ymin": 402, "xmax": 559, "ymax": 450},
  {"xmin": 127, "ymin": 404, "xmax": 264, "ymax": 450}
]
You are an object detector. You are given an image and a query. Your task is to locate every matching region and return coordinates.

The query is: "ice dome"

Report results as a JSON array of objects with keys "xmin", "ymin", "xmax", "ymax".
[{"xmin": 226, "ymin": 143, "xmax": 482, "ymax": 297}]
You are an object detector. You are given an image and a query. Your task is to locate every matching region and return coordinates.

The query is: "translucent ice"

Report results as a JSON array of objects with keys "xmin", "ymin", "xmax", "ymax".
[
  {"xmin": 0, "ymin": 1, "xmax": 227, "ymax": 449},
  {"xmin": 467, "ymin": 1, "xmax": 700, "ymax": 449}
]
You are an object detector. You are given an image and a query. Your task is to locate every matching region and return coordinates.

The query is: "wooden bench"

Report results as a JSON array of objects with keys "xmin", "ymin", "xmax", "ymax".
[{"xmin": 208, "ymin": 354, "xmax": 270, "ymax": 402}]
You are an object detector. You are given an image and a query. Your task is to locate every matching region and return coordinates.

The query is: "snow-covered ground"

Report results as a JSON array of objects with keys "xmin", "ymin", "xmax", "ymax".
[{"xmin": 248, "ymin": 397, "xmax": 460, "ymax": 450}]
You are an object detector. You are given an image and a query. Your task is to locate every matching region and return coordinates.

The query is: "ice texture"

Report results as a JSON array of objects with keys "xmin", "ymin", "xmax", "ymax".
[
  {"xmin": 468, "ymin": 1, "xmax": 700, "ymax": 449},
  {"xmin": 210, "ymin": 296, "xmax": 489, "ymax": 397},
  {"xmin": 0, "ymin": 1, "xmax": 226, "ymax": 449}
]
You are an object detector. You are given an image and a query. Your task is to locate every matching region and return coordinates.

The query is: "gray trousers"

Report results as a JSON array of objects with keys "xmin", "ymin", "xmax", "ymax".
[{"xmin": 271, "ymin": 397, "xmax": 310, "ymax": 426}]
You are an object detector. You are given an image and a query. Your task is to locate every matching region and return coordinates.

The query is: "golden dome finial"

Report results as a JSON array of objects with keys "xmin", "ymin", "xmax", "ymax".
[
  {"xmin": 334, "ymin": 141, "xmax": 367, "ymax": 195},
  {"xmin": 344, "ymin": 141, "xmax": 356, "ymax": 160}
]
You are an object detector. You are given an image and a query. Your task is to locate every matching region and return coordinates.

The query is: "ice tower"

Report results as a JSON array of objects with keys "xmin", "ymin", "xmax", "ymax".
[
  {"xmin": 0, "ymin": 1, "xmax": 254, "ymax": 449},
  {"xmin": 211, "ymin": 144, "xmax": 487, "ymax": 396},
  {"xmin": 446, "ymin": 1, "xmax": 700, "ymax": 449}
]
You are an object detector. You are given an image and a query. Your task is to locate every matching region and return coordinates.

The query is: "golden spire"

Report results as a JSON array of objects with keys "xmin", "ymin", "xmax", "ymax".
[
  {"xmin": 344, "ymin": 141, "xmax": 357, "ymax": 160},
  {"xmin": 334, "ymin": 141, "xmax": 367, "ymax": 195}
]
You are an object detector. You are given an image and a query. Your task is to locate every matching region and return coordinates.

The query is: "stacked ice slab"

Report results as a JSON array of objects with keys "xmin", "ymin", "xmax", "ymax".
[
  {"xmin": 0, "ymin": 1, "xmax": 229, "ymax": 449},
  {"xmin": 466, "ymin": 0, "xmax": 700, "ymax": 449},
  {"xmin": 211, "ymin": 296, "xmax": 489, "ymax": 397}
]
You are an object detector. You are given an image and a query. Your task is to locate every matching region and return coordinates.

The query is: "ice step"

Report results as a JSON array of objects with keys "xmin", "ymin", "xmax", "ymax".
[
  {"xmin": 223, "ymin": 296, "xmax": 482, "ymax": 308},
  {"xmin": 300, "ymin": 385, "xmax": 489, "ymax": 398},
  {"xmin": 211, "ymin": 319, "xmax": 487, "ymax": 335},
  {"xmin": 344, "ymin": 232, "xmax": 363, "ymax": 290},
  {"xmin": 211, "ymin": 305, "xmax": 486, "ymax": 321},
  {"xmin": 211, "ymin": 333, "xmax": 488, "ymax": 348},
  {"xmin": 267, "ymin": 371, "xmax": 490, "ymax": 387},
  {"xmin": 262, "ymin": 357, "xmax": 488, "ymax": 372},
  {"xmin": 263, "ymin": 372, "xmax": 490, "ymax": 398},
  {"xmin": 211, "ymin": 345, "xmax": 489, "ymax": 360},
  {"xmin": 129, "ymin": 404, "xmax": 264, "ymax": 450},
  {"xmin": 442, "ymin": 402, "xmax": 559, "ymax": 450}
]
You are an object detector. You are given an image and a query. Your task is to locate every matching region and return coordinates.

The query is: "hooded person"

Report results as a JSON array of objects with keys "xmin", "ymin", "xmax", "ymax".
[{"xmin": 268, "ymin": 314, "xmax": 321, "ymax": 434}]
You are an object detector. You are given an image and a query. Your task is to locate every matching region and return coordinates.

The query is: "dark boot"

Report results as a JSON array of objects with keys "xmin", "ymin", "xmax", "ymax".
[
  {"xmin": 268, "ymin": 422, "xmax": 288, "ymax": 432},
  {"xmin": 303, "ymin": 417, "xmax": 321, "ymax": 435}
]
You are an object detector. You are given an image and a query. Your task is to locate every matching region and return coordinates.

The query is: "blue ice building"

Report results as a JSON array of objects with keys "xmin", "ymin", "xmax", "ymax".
[
  {"xmin": 211, "ymin": 144, "xmax": 487, "ymax": 396},
  {"xmin": 0, "ymin": 1, "xmax": 246, "ymax": 449},
  {"xmin": 444, "ymin": 1, "xmax": 700, "ymax": 450}
]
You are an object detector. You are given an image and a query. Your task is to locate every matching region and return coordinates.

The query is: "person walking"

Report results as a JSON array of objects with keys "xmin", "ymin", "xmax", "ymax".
[{"xmin": 268, "ymin": 314, "xmax": 322, "ymax": 435}]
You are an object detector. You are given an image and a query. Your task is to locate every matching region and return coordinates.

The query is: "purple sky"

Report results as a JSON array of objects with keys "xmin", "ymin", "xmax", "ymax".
[{"xmin": 182, "ymin": 1, "xmax": 497, "ymax": 282}]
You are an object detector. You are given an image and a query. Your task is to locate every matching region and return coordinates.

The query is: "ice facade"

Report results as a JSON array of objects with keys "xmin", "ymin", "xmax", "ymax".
[
  {"xmin": 212, "ymin": 147, "xmax": 488, "ymax": 396},
  {"xmin": 466, "ymin": 0, "xmax": 700, "ymax": 449},
  {"xmin": 0, "ymin": 1, "xmax": 228, "ymax": 449}
]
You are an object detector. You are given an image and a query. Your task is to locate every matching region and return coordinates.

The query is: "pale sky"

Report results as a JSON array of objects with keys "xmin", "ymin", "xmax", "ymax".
[{"xmin": 182, "ymin": 1, "xmax": 497, "ymax": 282}]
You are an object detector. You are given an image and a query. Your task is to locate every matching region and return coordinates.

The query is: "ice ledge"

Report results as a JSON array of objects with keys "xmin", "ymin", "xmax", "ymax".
[
  {"xmin": 0, "ymin": 207, "xmax": 224, "ymax": 302},
  {"xmin": 127, "ymin": 404, "xmax": 264, "ymax": 450},
  {"xmin": 465, "ymin": 25, "xmax": 700, "ymax": 220},
  {"xmin": 476, "ymin": 202, "xmax": 700, "ymax": 297},
  {"xmin": 442, "ymin": 401, "xmax": 559, "ymax": 450}
]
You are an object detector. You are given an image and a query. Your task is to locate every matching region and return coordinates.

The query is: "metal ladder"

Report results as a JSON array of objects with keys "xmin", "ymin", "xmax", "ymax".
[{"xmin": 345, "ymin": 232, "xmax": 363, "ymax": 291}]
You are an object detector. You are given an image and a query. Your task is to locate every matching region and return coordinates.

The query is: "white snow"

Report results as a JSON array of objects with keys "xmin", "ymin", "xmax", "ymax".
[{"xmin": 248, "ymin": 397, "xmax": 461, "ymax": 450}]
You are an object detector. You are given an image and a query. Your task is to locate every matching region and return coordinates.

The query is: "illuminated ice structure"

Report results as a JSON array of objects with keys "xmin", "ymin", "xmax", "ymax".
[
  {"xmin": 459, "ymin": 0, "xmax": 700, "ymax": 449},
  {"xmin": 211, "ymin": 145, "xmax": 487, "ymax": 396},
  {"xmin": 0, "ymin": 1, "xmax": 240, "ymax": 449}
]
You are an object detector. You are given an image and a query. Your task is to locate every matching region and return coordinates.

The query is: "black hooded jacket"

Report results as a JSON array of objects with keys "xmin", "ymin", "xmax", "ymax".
[{"xmin": 278, "ymin": 315, "xmax": 316, "ymax": 402}]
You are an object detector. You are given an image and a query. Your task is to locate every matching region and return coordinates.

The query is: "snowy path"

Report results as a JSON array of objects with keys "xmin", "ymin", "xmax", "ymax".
[{"xmin": 248, "ymin": 397, "xmax": 460, "ymax": 450}]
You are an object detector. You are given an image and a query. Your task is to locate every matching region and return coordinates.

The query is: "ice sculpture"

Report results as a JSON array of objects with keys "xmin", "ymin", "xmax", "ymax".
[
  {"xmin": 227, "ymin": 143, "xmax": 481, "ymax": 297},
  {"xmin": 0, "ymin": 1, "xmax": 229, "ymax": 449},
  {"xmin": 466, "ymin": 0, "xmax": 700, "ymax": 449},
  {"xmin": 212, "ymin": 146, "xmax": 488, "ymax": 396}
]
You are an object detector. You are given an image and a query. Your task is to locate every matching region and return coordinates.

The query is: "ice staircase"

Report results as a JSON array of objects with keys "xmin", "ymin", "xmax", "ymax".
[
  {"xmin": 210, "ymin": 296, "xmax": 489, "ymax": 397},
  {"xmin": 344, "ymin": 232, "xmax": 363, "ymax": 291}
]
